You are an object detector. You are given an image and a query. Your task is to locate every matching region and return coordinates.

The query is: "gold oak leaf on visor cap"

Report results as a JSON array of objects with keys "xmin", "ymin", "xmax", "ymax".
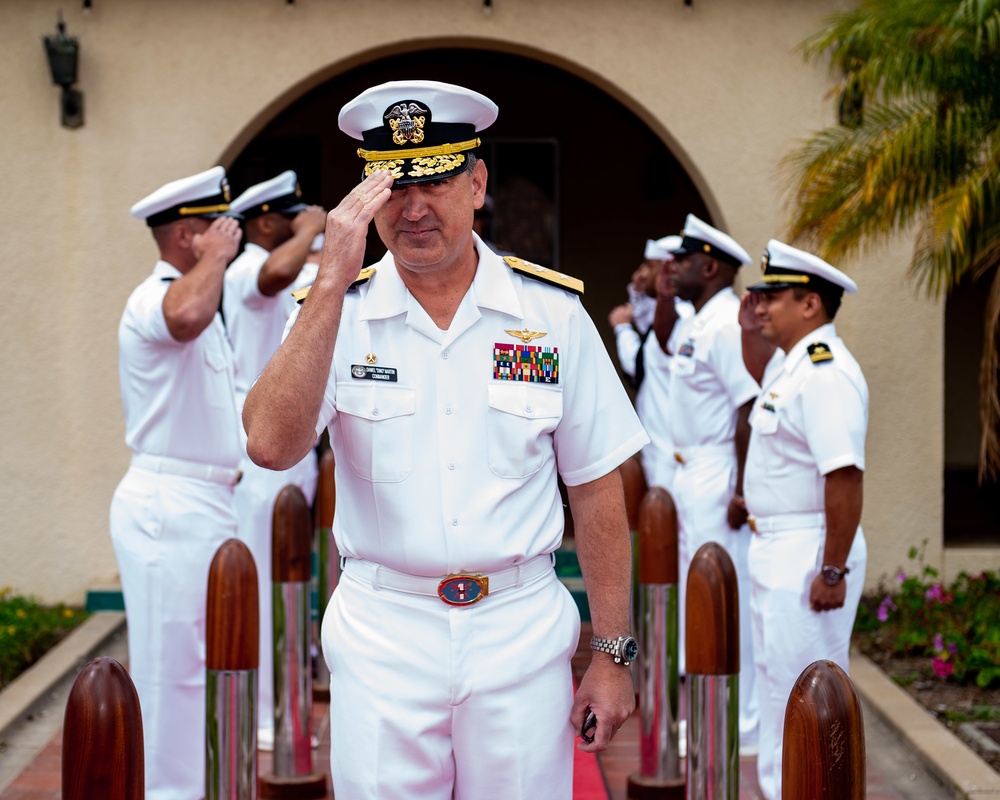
[{"xmin": 339, "ymin": 80, "xmax": 499, "ymax": 186}]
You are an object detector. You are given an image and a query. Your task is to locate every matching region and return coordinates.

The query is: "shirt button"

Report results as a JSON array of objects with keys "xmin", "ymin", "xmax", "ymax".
[
  {"xmin": 442, "ymin": 351, "xmax": 450, "ymax": 360},
  {"xmin": 448, "ymin": 462, "xmax": 456, "ymax": 470},
  {"xmin": 451, "ymin": 518, "xmax": 459, "ymax": 526},
  {"xmin": 445, "ymin": 405, "xmax": 453, "ymax": 415},
  {"xmin": 371, "ymin": 407, "xmax": 380, "ymax": 417},
  {"xmin": 525, "ymin": 405, "xmax": 533, "ymax": 414}
]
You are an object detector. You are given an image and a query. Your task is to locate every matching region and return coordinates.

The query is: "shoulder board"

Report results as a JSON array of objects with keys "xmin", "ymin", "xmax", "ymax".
[
  {"xmin": 807, "ymin": 342, "xmax": 834, "ymax": 364},
  {"xmin": 504, "ymin": 256, "xmax": 584, "ymax": 296},
  {"xmin": 291, "ymin": 267, "xmax": 377, "ymax": 305}
]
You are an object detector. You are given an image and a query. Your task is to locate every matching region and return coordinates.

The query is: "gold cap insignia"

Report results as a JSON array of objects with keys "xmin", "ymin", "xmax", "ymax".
[{"xmin": 365, "ymin": 353, "xmax": 378, "ymax": 365}]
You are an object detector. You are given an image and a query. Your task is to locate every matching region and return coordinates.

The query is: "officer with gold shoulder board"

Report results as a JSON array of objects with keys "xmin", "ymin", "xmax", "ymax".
[
  {"xmin": 739, "ymin": 240, "xmax": 868, "ymax": 800},
  {"xmin": 243, "ymin": 80, "xmax": 648, "ymax": 799},
  {"xmin": 111, "ymin": 166, "xmax": 243, "ymax": 800}
]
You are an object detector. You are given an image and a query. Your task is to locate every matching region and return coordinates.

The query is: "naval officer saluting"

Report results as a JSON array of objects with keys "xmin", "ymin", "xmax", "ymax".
[
  {"xmin": 110, "ymin": 166, "xmax": 242, "ymax": 800},
  {"xmin": 244, "ymin": 79, "xmax": 648, "ymax": 799}
]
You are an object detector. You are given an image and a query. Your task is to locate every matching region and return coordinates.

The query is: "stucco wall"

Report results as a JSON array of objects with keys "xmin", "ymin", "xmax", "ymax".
[{"xmin": 0, "ymin": 0, "xmax": 956, "ymax": 602}]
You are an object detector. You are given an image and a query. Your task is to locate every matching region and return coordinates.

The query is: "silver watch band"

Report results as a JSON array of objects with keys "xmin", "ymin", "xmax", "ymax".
[{"xmin": 590, "ymin": 636, "xmax": 619, "ymax": 657}]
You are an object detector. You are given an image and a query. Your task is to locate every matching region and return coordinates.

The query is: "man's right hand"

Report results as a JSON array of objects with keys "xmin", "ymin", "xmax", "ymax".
[
  {"xmin": 292, "ymin": 205, "xmax": 328, "ymax": 238},
  {"xmin": 608, "ymin": 303, "xmax": 633, "ymax": 328},
  {"xmin": 192, "ymin": 216, "xmax": 241, "ymax": 264},
  {"xmin": 314, "ymin": 170, "xmax": 394, "ymax": 296},
  {"xmin": 738, "ymin": 290, "xmax": 764, "ymax": 333}
]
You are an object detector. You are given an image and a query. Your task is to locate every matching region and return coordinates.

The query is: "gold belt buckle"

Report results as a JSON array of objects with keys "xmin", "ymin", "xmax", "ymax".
[
  {"xmin": 674, "ymin": 452, "xmax": 685, "ymax": 464},
  {"xmin": 748, "ymin": 516, "xmax": 758, "ymax": 534},
  {"xmin": 437, "ymin": 574, "xmax": 489, "ymax": 606}
]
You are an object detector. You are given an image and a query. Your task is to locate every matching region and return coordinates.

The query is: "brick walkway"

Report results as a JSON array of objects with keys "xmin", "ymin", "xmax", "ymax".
[{"xmin": 0, "ymin": 621, "xmax": 948, "ymax": 799}]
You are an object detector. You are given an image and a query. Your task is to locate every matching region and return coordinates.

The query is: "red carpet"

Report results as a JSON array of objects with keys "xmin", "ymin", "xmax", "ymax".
[{"xmin": 573, "ymin": 742, "xmax": 608, "ymax": 799}]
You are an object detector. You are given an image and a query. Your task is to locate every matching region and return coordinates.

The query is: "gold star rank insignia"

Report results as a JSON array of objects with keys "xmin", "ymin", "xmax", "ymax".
[
  {"xmin": 365, "ymin": 353, "xmax": 378, "ymax": 365},
  {"xmin": 505, "ymin": 328, "xmax": 547, "ymax": 344}
]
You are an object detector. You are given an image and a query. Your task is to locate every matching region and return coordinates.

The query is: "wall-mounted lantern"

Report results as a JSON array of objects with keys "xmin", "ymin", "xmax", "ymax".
[{"xmin": 42, "ymin": 14, "xmax": 84, "ymax": 129}]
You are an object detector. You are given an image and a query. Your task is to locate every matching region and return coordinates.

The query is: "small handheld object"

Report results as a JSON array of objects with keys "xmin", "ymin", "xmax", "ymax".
[{"xmin": 580, "ymin": 710, "xmax": 597, "ymax": 744}]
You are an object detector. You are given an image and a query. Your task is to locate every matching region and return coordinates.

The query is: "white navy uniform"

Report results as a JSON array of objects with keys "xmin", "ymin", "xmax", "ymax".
[
  {"xmin": 224, "ymin": 243, "xmax": 319, "ymax": 741},
  {"xmin": 744, "ymin": 323, "xmax": 868, "ymax": 800},
  {"xmin": 667, "ymin": 286, "xmax": 759, "ymax": 742},
  {"xmin": 615, "ymin": 298, "xmax": 693, "ymax": 492},
  {"xmin": 110, "ymin": 260, "xmax": 241, "ymax": 800},
  {"xmin": 299, "ymin": 238, "xmax": 647, "ymax": 799}
]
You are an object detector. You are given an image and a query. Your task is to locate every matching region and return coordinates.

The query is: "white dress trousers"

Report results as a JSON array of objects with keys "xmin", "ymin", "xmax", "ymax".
[
  {"xmin": 748, "ymin": 524, "xmax": 866, "ymax": 800},
  {"xmin": 324, "ymin": 566, "xmax": 580, "ymax": 799},
  {"xmin": 110, "ymin": 468, "xmax": 237, "ymax": 800}
]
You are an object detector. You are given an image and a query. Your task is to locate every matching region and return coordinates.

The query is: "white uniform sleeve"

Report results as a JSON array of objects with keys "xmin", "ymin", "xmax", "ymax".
[
  {"xmin": 124, "ymin": 279, "xmax": 176, "ymax": 346},
  {"xmin": 555, "ymin": 299, "xmax": 648, "ymax": 486},
  {"xmin": 800, "ymin": 365, "xmax": 866, "ymax": 475},
  {"xmin": 614, "ymin": 324, "xmax": 641, "ymax": 378},
  {"xmin": 712, "ymin": 323, "xmax": 760, "ymax": 408}
]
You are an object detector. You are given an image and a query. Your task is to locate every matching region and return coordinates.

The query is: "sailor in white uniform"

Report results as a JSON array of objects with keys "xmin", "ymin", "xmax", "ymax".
[
  {"xmin": 740, "ymin": 240, "xmax": 868, "ymax": 800},
  {"xmin": 111, "ymin": 166, "xmax": 243, "ymax": 800},
  {"xmin": 243, "ymin": 80, "xmax": 648, "ymax": 799},
  {"xmin": 664, "ymin": 214, "xmax": 759, "ymax": 750}
]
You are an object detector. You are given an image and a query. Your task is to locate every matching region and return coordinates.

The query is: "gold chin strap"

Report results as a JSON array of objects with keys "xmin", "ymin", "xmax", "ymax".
[
  {"xmin": 178, "ymin": 203, "xmax": 231, "ymax": 216},
  {"xmin": 357, "ymin": 137, "xmax": 481, "ymax": 162},
  {"xmin": 760, "ymin": 274, "xmax": 811, "ymax": 284}
]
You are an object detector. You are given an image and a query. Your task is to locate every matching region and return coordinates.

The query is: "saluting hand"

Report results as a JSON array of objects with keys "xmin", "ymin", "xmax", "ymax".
[
  {"xmin": 738, "ymin": 290, "xmax": 763, "ymax": 333},
  {"xmin": 192, "ymin": 216, "xmax": 242, "ymax": 264},
  {"xmin": 291, "ymin": 205, "xmax": 328, "ymax": 238},
  {"xmin": 315, "ymin": 170, "xmax": 394, "ymax": 295},
  {"xmin": 608, "ymin": 303, "xmax": 633, "ymax": 328}
]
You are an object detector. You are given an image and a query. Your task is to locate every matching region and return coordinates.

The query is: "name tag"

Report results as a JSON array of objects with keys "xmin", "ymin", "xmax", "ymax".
[{"xmin": 351, "ymin": 365, "xmax": 398, "ymax": 382}]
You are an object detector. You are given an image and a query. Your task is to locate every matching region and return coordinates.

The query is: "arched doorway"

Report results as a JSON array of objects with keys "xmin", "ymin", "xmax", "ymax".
[{"xmin": 228, "ymin": 47, "xmax": 710, "ymax": 336}]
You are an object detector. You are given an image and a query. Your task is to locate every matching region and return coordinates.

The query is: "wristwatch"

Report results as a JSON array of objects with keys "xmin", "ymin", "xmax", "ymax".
[
  {"xmin": 590, "ymin": 635, "xmax": 639, "ymax": 666},
  {"xmin": 820, "ymin": 564, "xmax": 850, "ymax": 586}
]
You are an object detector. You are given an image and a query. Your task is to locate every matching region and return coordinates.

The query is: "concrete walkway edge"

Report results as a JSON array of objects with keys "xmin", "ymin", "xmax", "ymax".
[
  {"xmin": 0, "ymin": 611, "xmax": 126, "ymax": 739},
  {"xmin": 852, "ymin": 652, "xmax": 1000, "ymax": 799}
]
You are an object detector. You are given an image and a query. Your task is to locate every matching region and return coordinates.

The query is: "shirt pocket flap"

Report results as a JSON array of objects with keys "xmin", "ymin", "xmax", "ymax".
[
  {"xmin": 336, "ymin": 383, "xmax": 416, "ymax": 422},
  {"xmin": 487, "ymin": 383, "xmax": 563, "ymax": 420}
]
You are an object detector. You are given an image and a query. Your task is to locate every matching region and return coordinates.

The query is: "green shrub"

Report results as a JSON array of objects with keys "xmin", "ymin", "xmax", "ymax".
[
  {"xmin": 856, "ymin": 543, "xmax": 1000, "ymax": 689},
  {"xmin": 0, "ymin": 587, "xmax": 89, "ymax": 690}
]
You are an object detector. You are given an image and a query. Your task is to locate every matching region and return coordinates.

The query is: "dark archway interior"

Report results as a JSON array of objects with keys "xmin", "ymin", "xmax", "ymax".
[{"xmin": 230, "ymin": 47, "xmax": 709, "ymax": 344}]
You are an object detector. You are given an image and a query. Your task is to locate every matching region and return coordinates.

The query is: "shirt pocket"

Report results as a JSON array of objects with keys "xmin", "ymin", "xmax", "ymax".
[
  {"xmin": 203, "ymin": 345, "xmax": 230, "ymax": 409},
  {"xmin": 335, "ymin": 383, "xmax": 416, "ymax": 483},
  {"xmin": 487, "ymin": 383, "xmax": 562, "ymax": 479},
  {"xmin": 751, "ymin": 407, "xmax": 779, "ymax": 435}
]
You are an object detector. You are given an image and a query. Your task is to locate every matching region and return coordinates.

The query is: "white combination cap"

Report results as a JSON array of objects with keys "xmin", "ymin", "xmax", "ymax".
[
  {"xmin": 130, "ymin": 166, "xmax": 236, "ymax": 228},
  {"xmin": 673, "ymin": 214, "xmax": 752, "ymax": 267},
  {"xmin": 748, "ymin": 239, "xmax": 858, "ymax": 295},
  {"xmin": 644, "ymin": 234, "xmax": 683, "ymax": 261},
  {"xmin": 339, "ymin": 80, "xmax": 498, "ymax": 186},
  {"xmin": 230, "ymin": 170, "xmax": 309, "ymax": 220}
]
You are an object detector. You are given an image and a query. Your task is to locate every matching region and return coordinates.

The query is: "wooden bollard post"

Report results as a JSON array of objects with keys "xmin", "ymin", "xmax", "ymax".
[
  {"xmin": 206, "ymin": 539, "xmax": 259, "ymax": 800},
  {"xmin": 685, "ymin": 542, "xmax": 739, "ymax": 800},
  {"xmin": 628, "ymin": 488, "xmax": 684, "ymax": 799},
  {"xmin": 262, "ymin": 485, "xmax": 328, "ymax": 799},
  {"xmin": 782, "ymin": 660, "xmax": 865, "ymax": 799},
  {"xmin": 313, "ymin": 447, "xmax": 336, "ymax": 703},
  {"xmin": 62, "ymin": 656, "xmax": 144, "ymax": 800}
]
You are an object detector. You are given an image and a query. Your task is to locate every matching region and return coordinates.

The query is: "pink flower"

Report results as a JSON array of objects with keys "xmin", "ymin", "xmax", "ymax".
[
  {"xmin": 933, "ymin": 633, "xmax": 944, "ymax": 653},
  {"xmin": 948, "ymin": 642, "xmax": 957, "ymax": 655},
  {"xmin": 925, "ymin": 584, "xmax": 944, "ymax": 602},
  {"xmin": 932, "ymin": 657, "xmax": 953, "ymax": 679},
  {"xmin": 897, "ymin": 571, "xmax": 906, "ymax": 584},
  {"xmin": 877, "ymin": 595, "xmax": 896, "ymax": 622}
]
